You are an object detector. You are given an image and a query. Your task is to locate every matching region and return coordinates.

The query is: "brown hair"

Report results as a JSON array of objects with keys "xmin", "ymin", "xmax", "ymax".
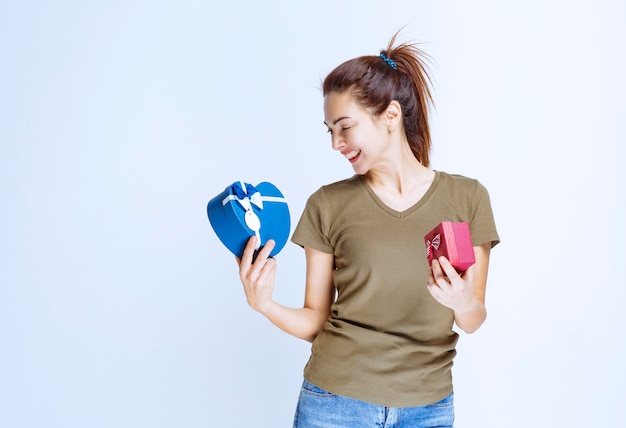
[{"xmin": 322, "ymin": 31, "xmax": 434, "ymax": 167}]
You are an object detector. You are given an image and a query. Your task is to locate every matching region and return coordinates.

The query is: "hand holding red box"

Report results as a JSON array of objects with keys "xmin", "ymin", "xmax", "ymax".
[{"xmin": 424, "ymin": 222, "xmax": 475, "ymax": 274}]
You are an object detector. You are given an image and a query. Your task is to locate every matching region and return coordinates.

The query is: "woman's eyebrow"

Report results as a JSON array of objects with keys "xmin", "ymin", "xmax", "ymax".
[{"xmin": 323, "ymin": 116, "xmax": 352, "ymax": 126}]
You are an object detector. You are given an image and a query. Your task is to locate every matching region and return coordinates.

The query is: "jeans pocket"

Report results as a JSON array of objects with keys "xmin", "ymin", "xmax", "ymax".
[
  {"xmin": 301, "ymin": 379, "xmax": 336, "ymax": 397},
  {"xmin": 426, "ymin": 392, "xmax": 454, "ymax": 408}
]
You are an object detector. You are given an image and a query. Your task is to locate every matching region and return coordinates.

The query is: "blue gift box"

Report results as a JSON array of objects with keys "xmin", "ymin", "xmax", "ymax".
[{"xmin": 207, "ymin": 181, "xmax": 290, "ymax": 258}]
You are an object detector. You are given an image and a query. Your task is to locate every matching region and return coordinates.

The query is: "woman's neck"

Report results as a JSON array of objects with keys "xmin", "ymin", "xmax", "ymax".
[
  {"xmin": 364, "ymin": 149, "xmax": 435, "ymax": 211},
  {"xmin": 365, "ymin": 138, "xmax": 432, "ymax": 191}
]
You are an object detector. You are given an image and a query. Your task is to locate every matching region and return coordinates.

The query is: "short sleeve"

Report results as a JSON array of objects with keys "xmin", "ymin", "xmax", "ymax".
[
  {"xmin": 291, "ymin": 187, "xmax": 334, "ymax": 254},
  {"xmin": 469, "ymin": 181, "xmax": 500, "ymax": 248}
]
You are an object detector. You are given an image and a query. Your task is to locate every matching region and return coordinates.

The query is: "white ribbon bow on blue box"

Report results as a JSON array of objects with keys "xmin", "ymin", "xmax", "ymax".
[{"xmin": 207, "ymin": 181, "xmax": 290, "ymax": 258}]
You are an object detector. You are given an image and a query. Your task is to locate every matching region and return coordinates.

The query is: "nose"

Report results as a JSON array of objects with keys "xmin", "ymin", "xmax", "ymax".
[{"xmin": 331, "ymin": 134, "xmax": 345, "ymax": 152}]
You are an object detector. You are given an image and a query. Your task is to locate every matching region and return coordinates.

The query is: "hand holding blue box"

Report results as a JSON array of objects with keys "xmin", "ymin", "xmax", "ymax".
[{"xmin": 207, "ymin": 181, "xmax": 290, "ymax": 258}]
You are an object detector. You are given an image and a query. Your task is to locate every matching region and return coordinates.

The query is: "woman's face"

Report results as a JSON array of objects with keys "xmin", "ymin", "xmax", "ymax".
[{"xmin": 323, "ymin": 92, "xmax": 389, "ymax": 175}]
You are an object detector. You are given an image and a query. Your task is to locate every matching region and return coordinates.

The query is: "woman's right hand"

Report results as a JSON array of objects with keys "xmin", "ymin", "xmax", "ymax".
[{"xmin": 236, "ymin": 236, "xmax": 277, "ymax": 314}]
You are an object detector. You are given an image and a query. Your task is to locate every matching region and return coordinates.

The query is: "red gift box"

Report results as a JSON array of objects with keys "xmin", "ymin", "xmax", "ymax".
[{"xmin": 424, "ymin": 222, "xmax": 476, "ymax": 273}]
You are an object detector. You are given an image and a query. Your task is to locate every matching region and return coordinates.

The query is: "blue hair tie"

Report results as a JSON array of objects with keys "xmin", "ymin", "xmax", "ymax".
[{"xmin": 380, "ymin": 53, "xmax": 397, "ymax": 70}]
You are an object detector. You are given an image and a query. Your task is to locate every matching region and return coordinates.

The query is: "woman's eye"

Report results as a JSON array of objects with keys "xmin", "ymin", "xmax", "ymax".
[{"xmin": 326, "ymin": 126, "xmax": 351, "ymax": 135}]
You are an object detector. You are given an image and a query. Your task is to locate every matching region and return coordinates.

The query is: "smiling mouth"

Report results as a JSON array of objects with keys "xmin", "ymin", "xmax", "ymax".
[{"xmin": 345, "ymin": 150, "xmax": 361, "ymax": 162}]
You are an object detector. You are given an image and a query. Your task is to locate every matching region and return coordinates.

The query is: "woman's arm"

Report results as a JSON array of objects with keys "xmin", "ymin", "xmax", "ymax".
[
  {"xmin": 237, "ymin": 236, "xmax": 335, "ymax": 342},
  {"xmin": 427, "ymin": 242, "xmax": 492, "ymax": 334}
]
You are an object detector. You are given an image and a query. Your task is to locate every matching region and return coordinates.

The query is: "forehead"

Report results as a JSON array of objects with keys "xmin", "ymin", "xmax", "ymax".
[{"xmin": 323, "ymin": 92, "xmax": 364, "ymax": 123}]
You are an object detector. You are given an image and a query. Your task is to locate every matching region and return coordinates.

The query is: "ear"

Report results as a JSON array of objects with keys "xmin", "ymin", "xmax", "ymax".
[{"xmin": 384, "ymin": 100, "xmax": 402, "ymax": 131}]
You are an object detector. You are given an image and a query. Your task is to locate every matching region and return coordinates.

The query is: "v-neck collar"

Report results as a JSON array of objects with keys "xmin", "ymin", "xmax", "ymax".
[{"xmin": 358, "ymin": 171, "xmax": 440, "ymax": 219}]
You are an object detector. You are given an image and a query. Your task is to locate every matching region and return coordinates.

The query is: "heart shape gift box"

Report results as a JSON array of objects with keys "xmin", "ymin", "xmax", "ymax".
[
  {"xmin": 424, "ymin": 221, "xmax": 476, "ymax": 274},
  {"xmin": 207, "ymin": 181, "xmax": 290, "ymax": 258}
]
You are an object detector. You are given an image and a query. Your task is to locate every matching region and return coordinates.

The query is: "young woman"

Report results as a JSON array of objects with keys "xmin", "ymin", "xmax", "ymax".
[{"xmin": 237, "ymin": 32, "xmax": 500, "ymax": 428}]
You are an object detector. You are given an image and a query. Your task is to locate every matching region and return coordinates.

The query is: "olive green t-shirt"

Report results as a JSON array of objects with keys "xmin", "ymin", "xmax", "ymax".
[{"xmin": 291, "ymin": 171, "xmax": 500, "ymax": 407}]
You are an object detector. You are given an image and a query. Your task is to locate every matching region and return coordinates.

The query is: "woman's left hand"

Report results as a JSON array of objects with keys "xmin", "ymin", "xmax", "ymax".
[
  {"xmin": 427, "ymin": 243, "xmax": 491, "ymax": 333},
  {"xmin": 427, "ymin": 256, "xmax": 479, "ymax": 313}
]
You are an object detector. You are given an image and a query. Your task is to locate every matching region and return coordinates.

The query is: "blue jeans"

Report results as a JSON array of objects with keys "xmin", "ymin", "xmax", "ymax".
[{"xmin": 293, "ymin": 380, "xmax": 454, "ymax": 428}]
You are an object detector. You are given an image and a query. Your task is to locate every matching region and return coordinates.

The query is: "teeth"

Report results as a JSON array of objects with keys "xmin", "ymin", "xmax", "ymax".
[{"xmin": 346, "ymin": 150, "xmax": 360, "ymax": 160}]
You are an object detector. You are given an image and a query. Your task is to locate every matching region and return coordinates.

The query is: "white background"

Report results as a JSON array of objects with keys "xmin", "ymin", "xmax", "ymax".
[{"xmin": 1, "ymin": 1, "xmax": 624, "ymax": 426}]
